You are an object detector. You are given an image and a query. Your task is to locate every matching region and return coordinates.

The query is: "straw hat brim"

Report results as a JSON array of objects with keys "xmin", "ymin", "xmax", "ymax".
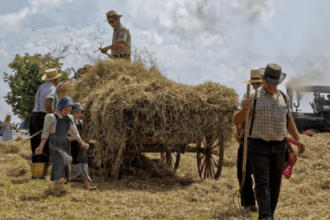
[
  {"xmin": 42, "ymin": 73, "xmax": 62, "ymax": 81},
  {"xmin": 243, "ymin": 79, "xmax": 263, "ymax": 83},
  {"xmin": 104, "ymin": 15, "xmax": 122, "ymax": 22}
]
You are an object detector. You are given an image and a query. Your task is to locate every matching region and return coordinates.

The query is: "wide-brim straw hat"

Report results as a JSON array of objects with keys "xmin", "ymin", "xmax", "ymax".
[
  {"xmin": 258, "ymin": 63, "xmax": 286, "ymax": 85},
  {"xmin": 243, "ymin": 70, "xmax": 263, "ymax": 83},
  {"xmin": 42, "ymin": 68, "xmax": 62, "ymax": 81},
  {"xmin": 104, "ymin": 10, "xmax": 122, "ymax": 22}
]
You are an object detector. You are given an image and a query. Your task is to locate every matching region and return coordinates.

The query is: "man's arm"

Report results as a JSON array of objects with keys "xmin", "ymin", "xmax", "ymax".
[
  {"xmin": 287, "ymin": 115, "xmax": 300, "ymax": 141},
  {"xmin": 234, "ymin": 98, "xmax": 252, "ymax": 126},
  {"xmin": 45, "ymin": 98, "xmax": 54, "ymax": 113},
  {"xmin": 102, "ymin": 41, "xmax": 125, "ymax": 53},
  {"xmin": 287, "ymin": 115, "xmax": 305, "ymax": 154}
]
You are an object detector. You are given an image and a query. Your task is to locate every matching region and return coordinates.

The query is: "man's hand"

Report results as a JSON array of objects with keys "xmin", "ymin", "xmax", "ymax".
[
  {"xmin": 234, "ymin": 132, "xmax": 241, "ymax": 143},
  {"xmin": 101, "ymin": 48, "xmax": 109, "ymax": 54},
  {"xmin": 35, "ymin": 146, "xmax": 43, "ymax": 155},
  {"xmin": 82, "ymin": 143, "xmax": 89, "ymax": 150},
  {"xmin": 242, "ymin": 98, "xmax": 253, "ymax": 111},
  {"xmin": 297, "ymin": 141, "xmax": 305, "ymax": 154}
]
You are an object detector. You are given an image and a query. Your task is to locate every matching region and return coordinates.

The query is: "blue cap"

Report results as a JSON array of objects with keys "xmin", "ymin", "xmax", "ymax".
[
  {"xmin": 71, "ymin": 102, "xmax": 84, "ymax": 114},
  {"xmin": 58, "ymin": 96, "xmax": 74, "ymax": 110}
]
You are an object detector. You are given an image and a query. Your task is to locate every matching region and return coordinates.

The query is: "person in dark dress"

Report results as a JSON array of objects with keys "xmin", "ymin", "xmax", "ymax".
[
  {"xmin": 35, "ymin": 97, "xmax": 89, "ymax": 194},
  {"xmin": 69, "ymin": 102, "xmax": 97, "ymax": 191}
]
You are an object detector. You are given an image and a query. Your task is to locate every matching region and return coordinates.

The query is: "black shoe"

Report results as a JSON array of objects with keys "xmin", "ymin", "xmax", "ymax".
[{"xmin": 39, "ymin": 177, "xmax": 46, "ymax": 180}]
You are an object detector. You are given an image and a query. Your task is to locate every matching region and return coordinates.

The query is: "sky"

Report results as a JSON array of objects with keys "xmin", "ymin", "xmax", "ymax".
[{"xmin": 1, "ymin": 0, "xmax": 330, "ymax": 123}]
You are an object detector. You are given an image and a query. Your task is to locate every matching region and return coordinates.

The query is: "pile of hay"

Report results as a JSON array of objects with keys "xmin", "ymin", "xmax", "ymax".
[
  {"xmin": 65, "ymin": 59, "xmax": 238, "ymax": 167},
  {"xmin": 0, "ymin": 140, "xmax": 31, "ymax": 181}
]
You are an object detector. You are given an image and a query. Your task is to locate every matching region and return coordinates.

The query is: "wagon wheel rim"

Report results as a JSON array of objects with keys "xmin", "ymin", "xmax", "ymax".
[
  {"xmin": 197, "ymin": 138, "xmax": 224, "ymax": 180},
  {"xmin": 104, "ymin": 159, "xmax": 122, "ymax": 180},
  {"xmin": 160, "ymin": 150, "xmax": 181, "ymax": 171}
]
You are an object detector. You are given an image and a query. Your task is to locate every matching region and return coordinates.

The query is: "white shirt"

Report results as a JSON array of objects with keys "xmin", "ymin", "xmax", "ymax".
[
  {"xmin": 32, "ymin": 81, "xmax": 58, "ymax": 113},
  {"xmin": 41, "ymin": 113, "xmax": 80, "ymax": 139}
]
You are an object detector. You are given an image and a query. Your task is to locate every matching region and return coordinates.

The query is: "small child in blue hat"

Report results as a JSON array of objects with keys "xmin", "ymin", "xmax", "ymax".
[
  {"xmin": 35, "ymin": 96, "xmax": 89, "ymax": 194},
  {"xmin": 68, "ymin": 102, "xmax": 97, "ymax": 191}
]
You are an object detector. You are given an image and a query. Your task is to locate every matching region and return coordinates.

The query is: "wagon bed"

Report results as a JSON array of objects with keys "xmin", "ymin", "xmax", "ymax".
[{"xmin": 100, "ymin": 136, "xmax": 224, "ymax": 181}]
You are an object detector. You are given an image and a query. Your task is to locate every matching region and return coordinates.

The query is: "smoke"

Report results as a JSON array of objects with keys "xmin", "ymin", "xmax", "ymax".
[
  {"xmin": 285, "ymin": 55, "xmax": 330, "ymax": 89},
  {"xmin": 170, "ymin": 0, "xmax": 275, "ymax": 40}
]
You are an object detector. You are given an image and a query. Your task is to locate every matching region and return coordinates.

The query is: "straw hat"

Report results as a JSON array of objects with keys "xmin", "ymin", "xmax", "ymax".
[
  {"xmin": 42, "ymin": 68, "xmax": 62, "ymax": 81},
  {"xmin": 258, "ymin": 63, "xmax": 286, "ymax": 85},
  {"xmin": 104, "ymin": 10, "xmax": 122, "ymax": 22},
  {"xmin": 243, "ymin": 70, "xmax": 263, "ymax": 83}
]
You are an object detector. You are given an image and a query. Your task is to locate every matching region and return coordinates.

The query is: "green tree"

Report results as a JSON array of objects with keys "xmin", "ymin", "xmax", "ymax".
[{"xmin": 3, "ymin": 53, "xmax": 70, "ymax": 119}]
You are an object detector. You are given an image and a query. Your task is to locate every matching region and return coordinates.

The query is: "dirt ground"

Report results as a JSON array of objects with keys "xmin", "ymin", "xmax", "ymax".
[{"xmin": 0, "ymin": 134, "xmax": 329, "ymax": 220}]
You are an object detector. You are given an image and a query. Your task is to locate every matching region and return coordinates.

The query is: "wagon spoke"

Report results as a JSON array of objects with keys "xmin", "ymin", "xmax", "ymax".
[
  {"xmin": 203, "ymin": 160, "xmax": 208, "ymax": 179},
  {"xmin": 198, "ymin": 154, "xmax": 206, "ymax": 161},
  {"xmin": 210, "ymin": 159, "xmax": 216, "ymax": 177},
  {"xmin": 160, "ymin": 150, "xmax": 181, "ymax": 170},
  {"xmin": 211, "ymin": 149, "xmax": 218, "ymax": 155},
  {"xmin": 211, "ymin": 155, "xmax": 218, "ymax": 167},
  {"xmin": 211, "ymin": 143, "xmax": 220, "ymax": 149}
]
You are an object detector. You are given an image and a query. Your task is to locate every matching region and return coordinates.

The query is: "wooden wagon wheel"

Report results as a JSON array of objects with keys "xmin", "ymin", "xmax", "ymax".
[
  {"xmin": 197, "ymin": 137, "xmax": 224, "ymax": 180},
  {"xmin": 160, "ymin": 149, "xmax": 181, "ymax": 171},
  {"xmin": 104, "ymin": 159, "xmax": 122, "ymax": 180}
]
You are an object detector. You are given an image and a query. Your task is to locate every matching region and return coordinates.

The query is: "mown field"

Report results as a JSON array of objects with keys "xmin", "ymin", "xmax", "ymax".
[{"xmin": 0, "ymin": 134, "xmax": 330, "ymax": 220}]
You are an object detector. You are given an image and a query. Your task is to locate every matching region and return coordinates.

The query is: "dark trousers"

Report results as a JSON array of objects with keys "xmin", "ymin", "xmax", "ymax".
[
  {"xmin": 248, "ymin": 138, "xmax": 286, "ymax": 220},
  {"xmin": 237, "ymin": 140, "xmax": 256, "ymax": 207},
  {"xmin": 29, "ymin": 112, "xmax": 50, "ymax": 163}
]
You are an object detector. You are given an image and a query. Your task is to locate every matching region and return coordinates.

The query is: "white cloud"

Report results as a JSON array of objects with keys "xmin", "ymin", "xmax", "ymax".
[{"xmin": 0, "ymin": 0, "xmax": 69, "ymax": 33}]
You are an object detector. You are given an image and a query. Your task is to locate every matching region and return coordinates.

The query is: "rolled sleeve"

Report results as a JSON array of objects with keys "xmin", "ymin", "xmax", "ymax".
[
  {"xmin": 68, "ymin": 115, "xmax": 80, "ymax": 139},
  {"xmin": 44, "ymin": 85, "xmax": 57, "ymax": 100},
  {"xmin": 41, "ymin": 114, "xmax": 55, "ymax": 139},
  {"xmin": 116, "ymin": 29, "xmax": 128, "ymax": 43}
]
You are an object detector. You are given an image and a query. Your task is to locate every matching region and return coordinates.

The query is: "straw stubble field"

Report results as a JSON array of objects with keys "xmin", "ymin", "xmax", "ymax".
[{"xmin": 0, "ymin": 133, "xmax": 330, "ymax": 220}]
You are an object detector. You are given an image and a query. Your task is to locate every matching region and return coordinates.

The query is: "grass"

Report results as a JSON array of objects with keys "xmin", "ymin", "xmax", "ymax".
[{"xmin": 0, "ymin": 134, "xmax": 329, "ymax": 219}]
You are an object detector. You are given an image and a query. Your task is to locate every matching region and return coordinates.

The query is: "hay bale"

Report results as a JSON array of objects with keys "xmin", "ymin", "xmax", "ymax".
[{"xmin": 65, "ymin": 59, "xmax": 238, "ymax": 167}]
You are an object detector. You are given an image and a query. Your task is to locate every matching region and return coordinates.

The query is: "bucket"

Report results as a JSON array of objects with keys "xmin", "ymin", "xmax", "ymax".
[{"xmin": 30, "ymin": 154, "xmax": 50, "ymax": 177}]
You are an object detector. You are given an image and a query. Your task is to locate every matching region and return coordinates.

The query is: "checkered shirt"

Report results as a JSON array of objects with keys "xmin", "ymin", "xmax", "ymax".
[
  {"xmin": 240, "ymin": 86, "xmax": 292, "ymax": 141},
  {"xmin": 112, "ymin": 23, "xmax": 131, "ymax": 56}
]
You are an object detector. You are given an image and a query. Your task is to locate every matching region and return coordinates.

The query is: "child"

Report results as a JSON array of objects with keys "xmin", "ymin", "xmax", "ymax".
[
  {"xmin": 35, "ymin": 96, "xmax": 89, "ymax": 194},
  {"xmin": 2, "ymin": 114, "xmax": 14, "ymax": 141},
  {"xmin": 69, "ymin": 102, "xmax": 97, "ymax": 191}
]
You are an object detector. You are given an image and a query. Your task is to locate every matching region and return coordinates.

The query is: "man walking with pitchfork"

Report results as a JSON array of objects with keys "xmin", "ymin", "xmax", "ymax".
[{"xmin": 234, "ymin": 63, "xmax": 305, "ymax": 220}]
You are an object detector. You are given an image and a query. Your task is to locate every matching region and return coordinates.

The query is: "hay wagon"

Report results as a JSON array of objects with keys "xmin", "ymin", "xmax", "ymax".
[
  {"xmin": 101, "ymin": 135, "xmax": 224, "ymax": 181},
  {"xmin": 65, "ymin": 60, "xmax": 238, "ymax": 182}
]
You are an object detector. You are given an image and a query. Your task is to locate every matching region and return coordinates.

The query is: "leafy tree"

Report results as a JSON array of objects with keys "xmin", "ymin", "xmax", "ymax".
[{"xmin": 3, "ymin": 53, "xmax": 70, "ymax": 119}]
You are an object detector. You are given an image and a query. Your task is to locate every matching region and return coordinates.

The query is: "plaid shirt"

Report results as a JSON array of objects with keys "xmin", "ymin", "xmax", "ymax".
[
  {"xmin": 112, "ymin": 23, "xmax": 131, "ymax": 56},
  {"xmin": 240, "ymin": 86, "xmax": 291, "ymax": 141}
]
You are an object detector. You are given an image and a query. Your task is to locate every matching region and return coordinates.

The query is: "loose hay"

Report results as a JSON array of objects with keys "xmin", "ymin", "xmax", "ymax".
[{"xmin": 65, "ymin": 59, "xmax": 239, "ymax": 170}]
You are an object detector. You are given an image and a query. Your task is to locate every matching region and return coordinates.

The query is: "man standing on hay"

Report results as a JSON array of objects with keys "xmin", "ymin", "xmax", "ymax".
[
  {"xmin": 30, "ymin": 69, "xmax": 61, "ymax": 179},
  {"xmin": 234, "ymin": 63, "xmax": 305, "ymax": 220},
  {"xmin": 101, "ymin": 10, "xmax": 131, "ymax": 61},
  {"xmin": 235, "ymin": 70, "xmax": 263, "ymax": 213}
]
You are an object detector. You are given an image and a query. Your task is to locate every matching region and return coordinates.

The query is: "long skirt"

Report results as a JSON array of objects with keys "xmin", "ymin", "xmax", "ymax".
[{"xmin": 49, "ymin": 134, "xmax": 72, "ymax": 183}]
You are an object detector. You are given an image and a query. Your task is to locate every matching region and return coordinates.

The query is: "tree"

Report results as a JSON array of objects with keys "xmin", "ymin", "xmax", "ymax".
[{"xmin": 3, "ymin": 53, "xmax": 70, "ymax": 119}]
